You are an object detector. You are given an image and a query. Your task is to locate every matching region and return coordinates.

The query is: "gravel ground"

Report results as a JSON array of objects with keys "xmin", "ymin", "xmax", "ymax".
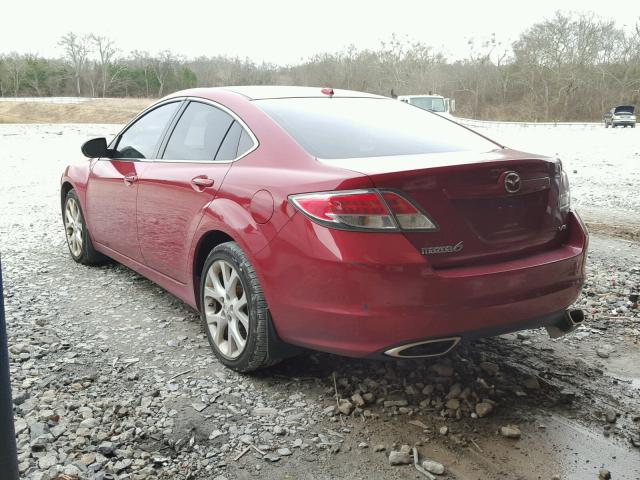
[{"xmin": 1, "ymin": 124, "xmax": 639, "ymax": 480}]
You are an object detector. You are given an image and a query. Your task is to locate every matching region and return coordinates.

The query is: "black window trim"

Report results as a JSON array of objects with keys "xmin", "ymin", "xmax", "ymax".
[
  {"xmin": 107, "ymin": 98, "xmax": 186, "ymax": 161},
  {"xmin": 154, "ymin": 97, "xmax": 259, "ymax": 164}
]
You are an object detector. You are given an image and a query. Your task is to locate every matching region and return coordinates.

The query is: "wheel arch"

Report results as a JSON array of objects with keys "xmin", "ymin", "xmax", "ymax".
[
  {"xmin": 192, "ymin": 230, "xmax": 235, "ymax": 309},
  {"xmin": 60, "ymin": 181, "xmax": 75, "ymax": 209},
  {"xmin": 190, "ymin": 198, "xmax": 277, "ymax": 310}
]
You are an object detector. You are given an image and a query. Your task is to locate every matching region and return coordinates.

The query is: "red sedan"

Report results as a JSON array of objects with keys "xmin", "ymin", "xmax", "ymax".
[{"xmin": 61, "ymin": 86, "xmax": 588, "ymax": 372}]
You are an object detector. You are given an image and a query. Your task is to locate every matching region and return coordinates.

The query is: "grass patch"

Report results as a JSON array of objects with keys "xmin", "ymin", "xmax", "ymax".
[{"xmin": 0, "ymin": 98, "xmax": 154, "ymax": 124}]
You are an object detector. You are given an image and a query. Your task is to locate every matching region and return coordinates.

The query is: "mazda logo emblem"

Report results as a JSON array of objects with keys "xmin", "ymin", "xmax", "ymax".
[{"xmin": 504, "ymin": 171, "xmax": 521, "ymax": 193}]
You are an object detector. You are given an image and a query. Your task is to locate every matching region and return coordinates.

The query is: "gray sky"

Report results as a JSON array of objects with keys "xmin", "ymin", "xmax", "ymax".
[{"xmin": 6, "ymin": 0, "xmax": 640, "ymax": 64}]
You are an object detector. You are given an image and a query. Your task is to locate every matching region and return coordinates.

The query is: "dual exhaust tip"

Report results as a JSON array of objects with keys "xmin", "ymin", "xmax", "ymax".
[
  {"xmin": 545, "ymin": 308, "xmax": 585, "ymax": 339},
  {"xmin": 384, "ymin": 309, "xmax": 585, "ymax": 358},
  {"xmin": 384, "ymin": 337, "xmax": 461, "ymax": 358}
]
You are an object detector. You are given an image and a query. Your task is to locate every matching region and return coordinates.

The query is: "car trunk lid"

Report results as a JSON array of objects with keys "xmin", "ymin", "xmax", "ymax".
[{"xmin": 320, "ymin": 149, "xmax": 568, "ymax": 268}]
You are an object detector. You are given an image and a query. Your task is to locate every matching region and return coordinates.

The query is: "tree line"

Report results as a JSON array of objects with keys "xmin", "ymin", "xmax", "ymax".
[{"xmin": 1, "ymin": 11, "xmax": 639, "ymax": 121}]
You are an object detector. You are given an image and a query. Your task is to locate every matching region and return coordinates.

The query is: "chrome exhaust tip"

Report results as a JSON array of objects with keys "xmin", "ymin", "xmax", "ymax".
[
  {"xmin": 566, "ymin": 308, "xmax": 585, "ymax": 327},
  {"xmin": 384, "ymin": 337, "xmax": 461, "ymax": 359},
  {"xmin": 545, "ymin": 309, "xmax": 585, "ymax": 339}
]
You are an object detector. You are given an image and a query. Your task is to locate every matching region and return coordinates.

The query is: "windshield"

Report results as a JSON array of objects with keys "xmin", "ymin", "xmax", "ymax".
[
  {"xmin": 409, "ymin": 97, "xmax": 446, "ymax": 112},
  {"xmin": 255, "ymin": 97, "xmax": 498, "ymax": 159}
]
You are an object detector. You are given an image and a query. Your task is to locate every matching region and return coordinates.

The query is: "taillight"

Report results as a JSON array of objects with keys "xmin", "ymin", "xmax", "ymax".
[
  {"xmin": 556, "ymin": 160, "xmax": 571, "ymax": 212},
  {"xmin": 289, "ymin": 189, "xmax": 437, "ymax": 231},
  {"xmin": 382, "ymin": 191, "xmax": 437, "ymax": 230}
]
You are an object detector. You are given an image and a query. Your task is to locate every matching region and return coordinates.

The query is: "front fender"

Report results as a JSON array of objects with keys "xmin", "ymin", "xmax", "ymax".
[{"xmin": 60, "ymin": 160, "xmax": 93, "ymax": 211}]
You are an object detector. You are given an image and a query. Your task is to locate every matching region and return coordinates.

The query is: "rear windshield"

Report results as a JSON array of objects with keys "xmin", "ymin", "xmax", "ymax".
[
  {"xmin": 614, "ymin": 105, "xmax": 635, "ymax": 114},
  {"xmin": 255, "ymin": 97, "xmax": 499, "ymax": 159}
]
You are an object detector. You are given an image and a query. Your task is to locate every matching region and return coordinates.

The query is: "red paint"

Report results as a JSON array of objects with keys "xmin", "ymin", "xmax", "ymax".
[
  {"xmin": 250, "ymin": 190, "xmax": 275, "ymax": 224},
  {"xmin": 61, "ymin": 87, "xmax": 588, "ymax": 358}
]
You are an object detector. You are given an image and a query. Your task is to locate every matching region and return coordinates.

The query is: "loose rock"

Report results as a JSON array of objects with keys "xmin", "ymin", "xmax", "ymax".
[
  {"xmin": 422, "ymin": 459, "xmax": 446, "ymax": 475},
  {"xmin": 475, "ymin": 402, "xmax": 494, "ymax": 418},
  {"xmin": 500, "ymin": 425, "xmax": 522, "ymax": 439},
  {"xmin": 389, "ymin": 445, "xmax": 412, "ymax": 465}
]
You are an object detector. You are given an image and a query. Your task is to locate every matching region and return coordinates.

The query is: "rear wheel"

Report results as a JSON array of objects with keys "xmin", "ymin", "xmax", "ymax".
[
  {"xmin": 200, "ymin": 242, "xmax": 284, "ymax": 372},
  {"xmin": 63, "ymin": 189, "xmax": 105, "ymax": 265}
]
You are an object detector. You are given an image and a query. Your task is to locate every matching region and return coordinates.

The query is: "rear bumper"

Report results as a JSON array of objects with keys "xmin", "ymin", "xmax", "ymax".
[{"xmin": 256, "ymin": 210, "xmax": 588, "ymax": 357}]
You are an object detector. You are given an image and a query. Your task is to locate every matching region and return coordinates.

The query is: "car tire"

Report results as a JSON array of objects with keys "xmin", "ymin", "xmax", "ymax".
[
  {"xmin": 63, "ymin": 189, "xmax": 106, "ymax": 265},
  {"xmin": 199, "ymin": 241, "xmax": 285, "ymax": 372}
]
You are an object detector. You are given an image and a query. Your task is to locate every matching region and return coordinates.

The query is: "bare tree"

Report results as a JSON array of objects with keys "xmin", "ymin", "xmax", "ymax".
[
  {"xmin": 151, "ymin": 50, "xmax": 178, "ymax": 97},
  {"xmin": 58, "ymin": 32, "xmax": 91, "ymax": 96},
  {"xmin": 90, "ymin": 34, "xmax": 121, "ymax": 97},
  {"xmin": 131, "ymin": 50, "xmax": 153, "ymax": 97},
  {"xmin": 4, "ymin": 53, "xmax": 25, "ymax": 97}
]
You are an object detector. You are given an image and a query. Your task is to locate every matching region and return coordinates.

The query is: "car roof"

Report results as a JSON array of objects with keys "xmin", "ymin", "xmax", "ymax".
[
  {"xmin": 223, "ymin": 86, "xmax": 386, "ymax": 100},
  {"xmin": 176, "ymin": 86, "xmax": 384, "ymax": 101}
]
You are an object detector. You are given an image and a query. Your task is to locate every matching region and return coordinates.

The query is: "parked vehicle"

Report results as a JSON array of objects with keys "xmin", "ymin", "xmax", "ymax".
[
  {"xmin": 61, "ymin": 86, "xmax": 587, "ymax": 372},
  {"xmin": 397, "ymin": 94, "xmax": 455, "ymax": 118},
  {"xmin": 603, "ymin": 105, "xmax": 636, "ymax": 128}
]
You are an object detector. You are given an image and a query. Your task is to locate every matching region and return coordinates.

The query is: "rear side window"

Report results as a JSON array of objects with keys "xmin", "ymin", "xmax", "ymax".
[
  {"xmin": 163, "ymin": 102, "xmax": 234, "ymax": 161},
  {"xmin": 215, "ymin": 122, "xmax": 242, "ymax": 161},
  {"xmin": 116, "ymin": 102, "xmax": 180, "ymax": 159},
  {"xmin": 237, "ymin": 129, "xmax": 254, "ymax": 157},
  {"xmin": 255, "ymin": 98, "xmax": 498, "ymax": 159}
]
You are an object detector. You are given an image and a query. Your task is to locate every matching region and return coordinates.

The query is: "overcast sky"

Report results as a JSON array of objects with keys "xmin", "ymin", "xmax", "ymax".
[{"xmin": 5, "ymin": 1, "xmax": 640, "ymax": 64}]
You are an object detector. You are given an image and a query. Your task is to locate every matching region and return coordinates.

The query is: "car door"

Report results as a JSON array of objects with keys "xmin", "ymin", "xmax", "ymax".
[
  {"xmin": 86, "ymin": 100, "xmax": 182, "ymax": 261},
  {"xmin": 136, "ymin": 99, "xmax": 254, "ymax": 283}
]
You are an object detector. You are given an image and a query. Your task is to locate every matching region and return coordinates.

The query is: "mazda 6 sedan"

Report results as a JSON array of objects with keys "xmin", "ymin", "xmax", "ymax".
[{"xmin": 61, "ymin": 86, "xmax": 588, "ymax": 372}]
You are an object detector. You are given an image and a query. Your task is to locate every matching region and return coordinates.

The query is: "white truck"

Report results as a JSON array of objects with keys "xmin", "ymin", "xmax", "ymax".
[{"xmin": 397, "ymin": 94, "xmax": 455, "ymax": 119}]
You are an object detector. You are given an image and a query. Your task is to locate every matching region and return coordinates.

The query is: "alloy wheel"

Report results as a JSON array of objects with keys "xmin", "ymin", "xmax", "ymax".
[
  {"xmin": 203, "ymin": 260, "xmax": 249, "ymax": 359},
  {"xmin": 64, "ymin": 197, "xmax": 83, "ymax": 257}
]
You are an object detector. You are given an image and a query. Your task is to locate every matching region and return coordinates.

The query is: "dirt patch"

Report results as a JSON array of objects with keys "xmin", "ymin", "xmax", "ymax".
[{"xmin": 0, "ymin": 98, "xmax": 153, "ymax": 124}]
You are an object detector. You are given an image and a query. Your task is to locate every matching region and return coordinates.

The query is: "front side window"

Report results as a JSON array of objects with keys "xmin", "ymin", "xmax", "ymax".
[
  {"xmin": 116, "ymin": 102, "xmax": 180, "ymax": 159},
  {"xmin": 163, "ymin": 102, "xmax": 234, "ymax": 161}
]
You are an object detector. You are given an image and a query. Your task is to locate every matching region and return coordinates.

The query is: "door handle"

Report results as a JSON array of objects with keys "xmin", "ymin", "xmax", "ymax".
[
  {"xmin": 123, "ymin": 174, "xmax": 138, "ymax": 185},
  {"xmin": 191, "ymin": 176, "xmax": 215, "ymax": 188}
]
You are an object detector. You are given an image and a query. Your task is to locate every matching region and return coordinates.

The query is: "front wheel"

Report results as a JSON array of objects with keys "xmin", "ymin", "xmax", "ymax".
[
  {"xmin": 200, "ymin": 242, "xmax": 284, "ymax": 372},
  {"xmin": 63, "ymin": 189, "xmax": 105, "ymax": 265}
]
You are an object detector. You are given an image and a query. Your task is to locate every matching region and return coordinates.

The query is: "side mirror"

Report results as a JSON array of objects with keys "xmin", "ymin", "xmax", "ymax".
[{"xmin": 81, "ymin": 137, "xmax": 113, "ymax": 158}]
